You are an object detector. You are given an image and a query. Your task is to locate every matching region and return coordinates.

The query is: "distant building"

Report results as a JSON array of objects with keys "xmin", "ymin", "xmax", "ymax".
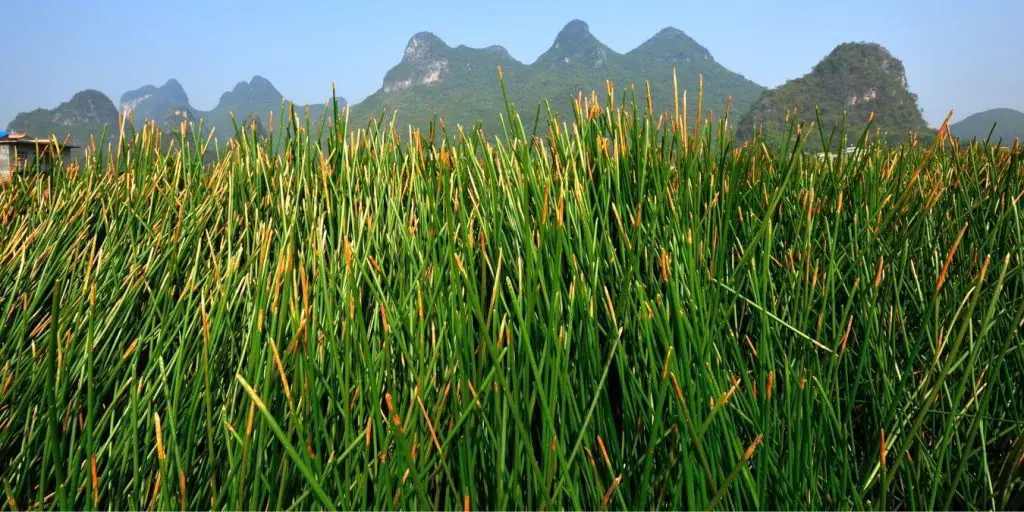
[
  {"xmin": 815, "ymin": 146, "xmax": 858, "ymax": 159},
  {"xmin": 0, "ymin": 131, "xmax": 77, "ymax": 181}
]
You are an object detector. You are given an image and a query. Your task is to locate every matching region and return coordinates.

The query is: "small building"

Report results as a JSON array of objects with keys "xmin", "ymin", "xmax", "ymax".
[
  {"xmin": 815, "ymin": 146, "xmax": 859, "ymax": 159},
  {"xmin": 0, "ymin": 131, "xmax": 77, "ymax": 181}
]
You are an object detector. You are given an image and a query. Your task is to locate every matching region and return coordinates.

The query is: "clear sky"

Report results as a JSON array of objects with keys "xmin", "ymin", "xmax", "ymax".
[{"xmin": 2, "ymin": 0, "xmax": 1021, "ymax": 128}]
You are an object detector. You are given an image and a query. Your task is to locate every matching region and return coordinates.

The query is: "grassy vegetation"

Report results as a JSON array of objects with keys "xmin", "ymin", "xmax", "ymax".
[{"xmin": 1, "ymin": 79, "xmax": 1023, "ymax": 510}]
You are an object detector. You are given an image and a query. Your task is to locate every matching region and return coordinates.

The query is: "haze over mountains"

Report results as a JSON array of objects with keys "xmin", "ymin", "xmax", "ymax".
[
  {"xmin": 117, "ymin": 76, "xmax": 341, "ymax": 139},
  {"xmin": 6, "ymin": 20, "xmax": 1022, "ymax": 149},
  {"xmin": 7, "ymin": 75, "xmax": 339, "ymax": 149},
  {"xmin": 119, "ymin": 79, "xmax": 190, "ymax": 130}
]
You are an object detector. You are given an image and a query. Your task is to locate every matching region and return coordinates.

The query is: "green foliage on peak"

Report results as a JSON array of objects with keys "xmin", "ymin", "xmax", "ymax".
[
  {"xmin": 737, "ymin": 42, "xmax": 931, "ymax": 151},
  {"xmin": 352, "ymin": 32, "xmax": 530, "ymax": 136}
]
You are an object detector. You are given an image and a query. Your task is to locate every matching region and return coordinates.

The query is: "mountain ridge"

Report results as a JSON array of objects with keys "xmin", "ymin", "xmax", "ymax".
[
  {"xmin": 9, "ymin": 22, "xmax": 967, "ymax": 151},
  {"xmin": 349, "ymin": 19, "xmax": 765, "ymax": 136},
  {"xmin": 7, "ymin": 78, "xmax": 344, "ymax": 149},
  {"xmin": 2, "ymin": 21, "xmax": 780, "ymax": 143}
]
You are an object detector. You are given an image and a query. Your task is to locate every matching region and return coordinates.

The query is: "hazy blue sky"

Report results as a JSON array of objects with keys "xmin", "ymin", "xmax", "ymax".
[{"xmin": 2, "ymin": 0, "xmax": 1021, "ymax": 127}]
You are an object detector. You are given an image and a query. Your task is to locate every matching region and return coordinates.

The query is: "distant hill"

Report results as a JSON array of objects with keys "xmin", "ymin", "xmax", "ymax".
[
  {"xmin": 950, "ymin": 108, "xmax": 1024, "ymax": 144},
  {"xmin": 351, "ymin": 20, "xmax": 765, "ymax": 135},
  {"xmin": 6, "ymin": 90, "xmax": 120, "ymax": 148},
  {"xmin": 10, "ymin": 76, "xmax": 345, "ymax": 148},
  {"xmin": 123, "ymin": 75, "xmax": 345, "ymax": 140},
  {"xmin": 121, "ymin": 79, "xmax": 190, "ymax": 130},
  {"xmin": 736, "ymin": 43, "xmax": 931, "ymax": 151},
  {"xmin": 201, "ymin": 76, "xmax": 286, "ymax": 138}
]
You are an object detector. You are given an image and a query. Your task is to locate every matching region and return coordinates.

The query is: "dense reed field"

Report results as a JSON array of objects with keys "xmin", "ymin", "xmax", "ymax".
[{"xmin": 1, "ymin": 81, "xmax": 1023, "ymax": 510}]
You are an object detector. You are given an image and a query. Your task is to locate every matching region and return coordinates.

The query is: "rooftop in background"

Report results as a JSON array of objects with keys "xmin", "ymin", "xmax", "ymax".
[
  {"xmin": 0, "ymin": 138, "xmax": 78, "ymax": 146},
  {"xmin": 0, "ymin": 130, "xmax": 78, "ymax": 148}
]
